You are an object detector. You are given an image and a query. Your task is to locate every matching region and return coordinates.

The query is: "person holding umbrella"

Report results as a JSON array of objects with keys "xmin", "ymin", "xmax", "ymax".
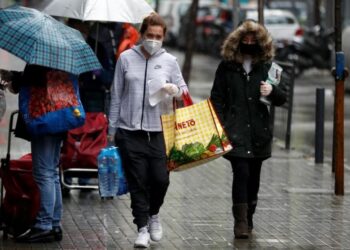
[
  {"xmin": 3, "ymin": 65, "xmax": 78, "ymax": 243},
  {"xmin": 108, "ymin": 13, "xmax": 188, "ymax": 248},
  {"xmin": 0, "ymin": 5, "xmax": 102, "ymax": 243}
]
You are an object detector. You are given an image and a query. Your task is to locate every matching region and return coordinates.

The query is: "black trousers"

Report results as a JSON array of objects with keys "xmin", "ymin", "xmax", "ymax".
[
  {"xmin": 115, "ymin": 129, "xmax": 169, "ymax": 229},
  {"xmin": 228, "ymin": 157, "xmax": 263, "ymax": 205}
]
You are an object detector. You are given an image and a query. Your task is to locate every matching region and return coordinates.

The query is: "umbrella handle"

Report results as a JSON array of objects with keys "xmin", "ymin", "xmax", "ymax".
[
  {"xmin": 94, "ymin": 23, "xmax": 99, "ymax": 54},
  {"xmin": 92, "ymin": 23, "xmax": 100, "ymax": 81}
]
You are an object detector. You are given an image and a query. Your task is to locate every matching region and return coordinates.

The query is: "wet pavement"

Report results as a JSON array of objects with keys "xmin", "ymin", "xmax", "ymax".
[{"xmin": 1, "ymin": 50, "xmax": 350, "ymax": 249}]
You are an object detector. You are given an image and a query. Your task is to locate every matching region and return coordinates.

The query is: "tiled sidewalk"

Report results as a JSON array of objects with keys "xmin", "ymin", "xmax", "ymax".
[{"xmin": 1, "ymin": 140, "xmax": 350, "ymax": 249}]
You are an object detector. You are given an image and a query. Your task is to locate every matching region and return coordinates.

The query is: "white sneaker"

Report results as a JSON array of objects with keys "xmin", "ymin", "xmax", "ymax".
[
  {"xmin": 134, "ymin": 226, "xmax": 150, "ymax": 248},
  {"xmin": 149, "ymin": 214, "xmax": 163, "ymax": 241}
]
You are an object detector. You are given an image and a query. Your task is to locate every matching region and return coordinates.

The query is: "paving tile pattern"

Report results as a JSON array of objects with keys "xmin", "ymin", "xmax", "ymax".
[{"xmin": 0, "ymin": 140, "xmax": 350, "ymax": 249}]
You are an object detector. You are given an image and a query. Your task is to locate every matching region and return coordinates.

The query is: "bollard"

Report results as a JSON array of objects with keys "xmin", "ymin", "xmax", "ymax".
[{"xmin": 315, "ymin": 88, "xmax": 325, "ymax": 164}]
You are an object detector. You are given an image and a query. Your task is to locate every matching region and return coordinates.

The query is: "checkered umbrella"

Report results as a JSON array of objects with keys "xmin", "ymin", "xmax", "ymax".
[{"xmin": 0, "ymin": 5, "xmax": 102, "ymax": 75}]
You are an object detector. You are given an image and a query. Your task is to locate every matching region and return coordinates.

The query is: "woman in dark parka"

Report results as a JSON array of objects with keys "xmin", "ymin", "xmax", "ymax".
[{"xmin": 210, "ymin": 20, "xmax": 286, "ymax": 239}]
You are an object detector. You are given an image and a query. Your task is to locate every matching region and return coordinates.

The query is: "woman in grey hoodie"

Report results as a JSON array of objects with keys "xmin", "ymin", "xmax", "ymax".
[{"xmin": 108, "ymin": 13, "xmax": 188, "ymax": 248}]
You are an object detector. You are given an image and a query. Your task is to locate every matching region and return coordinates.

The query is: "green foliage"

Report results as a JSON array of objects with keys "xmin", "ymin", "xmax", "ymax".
[
  {"xmin": 206, "ymin": 134, "xmax": 221, "ymax": 149},
  {"xmin": 169, "ymin": 142, "xmax": 206, "ymax": 164},
  {"xmin": 182, "ymin": 142, "xmax": 205, "ymax": 160}
]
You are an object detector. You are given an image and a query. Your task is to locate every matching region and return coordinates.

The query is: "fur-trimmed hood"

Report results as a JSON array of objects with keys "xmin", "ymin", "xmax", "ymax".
[{"xmin": 221, "ymin": 20, "xmax": 274, "ymax": 63}]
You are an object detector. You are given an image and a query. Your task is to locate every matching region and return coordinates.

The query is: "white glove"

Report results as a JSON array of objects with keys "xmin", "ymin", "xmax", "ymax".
[
  {"xmin": 162, "ymin": 83, "xmax": 182, "ymax": 97},
  {"xmin": 260, "ymin": 81, "xmax": 273, "ymax": 96}
]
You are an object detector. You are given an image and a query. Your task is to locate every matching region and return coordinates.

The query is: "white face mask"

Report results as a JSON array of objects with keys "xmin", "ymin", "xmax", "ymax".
[{"xmin": 142, "ymin": 39, "xmax": 162, "ymax": 55}]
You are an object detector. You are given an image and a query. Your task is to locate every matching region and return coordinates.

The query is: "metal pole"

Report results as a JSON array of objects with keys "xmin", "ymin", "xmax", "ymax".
[
  {"xmin": 258, "ymin": 0, "xmax": 264, "ymax": 25},
  {"xmin": 315, "ymin": 88, "xmax": 325, "ymax": 164},
  {"xmin": 284, "ymin": 61, "xmax": 295, "ymax": 150},
  {"xmin": 333, "ymin": 0, "xmax": 345, "ymax": 195}
]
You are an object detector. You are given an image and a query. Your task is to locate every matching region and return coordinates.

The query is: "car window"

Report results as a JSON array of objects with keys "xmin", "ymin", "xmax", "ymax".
[
  {"xmin": 197, "ymin": 7, "xmax": 210, "ymax": 17},
  {"xmin": 209, "ymin": 7, "xmax": 220, "ymax": 17},
  {"xmin": 246, "ymin": 10, "xmax": 297, "ymax": 25},
  {"xmin": 265, "ymin": 16, "xmax": 296, "ymax": 25}
]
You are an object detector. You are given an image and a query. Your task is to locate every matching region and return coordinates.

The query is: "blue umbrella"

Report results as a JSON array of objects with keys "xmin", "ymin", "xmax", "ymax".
[{"xmin": 0, "ymin": 5, "xmax": 102, "ymax": 75}]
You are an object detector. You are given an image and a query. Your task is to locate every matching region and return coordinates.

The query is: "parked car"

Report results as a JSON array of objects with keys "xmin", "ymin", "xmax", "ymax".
[
  {"xmin": 245, "ymin": 9, "xmax": 304, "ymax": 44},
  {"xmin": 265, "ymin": 0, "xmax": 308, "ymax": 25}
]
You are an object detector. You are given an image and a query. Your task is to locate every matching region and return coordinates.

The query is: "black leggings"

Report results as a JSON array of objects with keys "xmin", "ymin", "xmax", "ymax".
[{"xmin": 229, "ymin": 157, "xmax": 262, "ymax": 205}]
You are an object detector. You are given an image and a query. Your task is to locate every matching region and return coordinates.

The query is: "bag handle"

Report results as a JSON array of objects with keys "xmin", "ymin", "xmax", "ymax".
[
  {"xmin": 173, "ymin": 91, "xmax": 194, "ymax": 110},
  {"xmin": 182, "ymin": 91, "xmax": 193, "ymax": 106},
  {"xmin": 207, "ymin": 99, "xmax": 232, "ymax": 152}
]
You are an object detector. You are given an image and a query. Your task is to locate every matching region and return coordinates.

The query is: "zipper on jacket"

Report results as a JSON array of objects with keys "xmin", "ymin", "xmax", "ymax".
[
  {"xmin": 140, "ymin": 59, "xmax": 148, "ymax": 130},
  {"xmin": 243, "ymin": 69, "xmax": 254, "ymax": 156}
]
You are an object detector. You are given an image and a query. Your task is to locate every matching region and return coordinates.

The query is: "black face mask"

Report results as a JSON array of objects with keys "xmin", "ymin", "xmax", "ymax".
[{"xmin": 239, "ymin": 43, "xmax": 262, "ymax": 55}]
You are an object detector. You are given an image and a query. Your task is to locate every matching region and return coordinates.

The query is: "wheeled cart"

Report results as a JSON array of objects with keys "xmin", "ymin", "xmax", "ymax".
[
  {"xmin": 60, "ymin": 112, "xmax": 108, "ymax": 192},
  {"xmin": 0, "ymin": 110, "xmax": 40, "ymax": 238}
]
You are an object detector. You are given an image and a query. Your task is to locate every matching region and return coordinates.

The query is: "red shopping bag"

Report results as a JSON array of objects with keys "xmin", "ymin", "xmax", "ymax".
[
  {"xmin": 0, "ymin": 153, "xmax": 40, "ymax": 237},
  {"xmin": 60, "ymin": 112, "xmax": 108, "ymax": 169}
]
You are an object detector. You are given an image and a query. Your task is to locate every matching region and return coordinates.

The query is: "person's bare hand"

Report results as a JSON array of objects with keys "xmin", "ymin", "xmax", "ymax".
[
  {"xmin": 260, "ymin": 81, "xmax": 272, "ymax": 96},
  {"xmin": 107, "ymin": 134, "xmax": 114, "ymax": 142},
  {"xmin": 0, "ymin": 70, "xmax": 13, "ymax": 82},
  {"xmin": 0, "ymin": 79, "xmax": 8, "ymax": 89}
]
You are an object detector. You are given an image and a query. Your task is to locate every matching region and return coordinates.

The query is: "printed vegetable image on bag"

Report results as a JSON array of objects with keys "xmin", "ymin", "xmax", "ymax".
[
  {"xmin": 19, "ymin": 71, "xmax": 85, "ymax": 135},
  {"xmin": 161, "ymin": 94, "xmax": 232, "ymax": 171}
]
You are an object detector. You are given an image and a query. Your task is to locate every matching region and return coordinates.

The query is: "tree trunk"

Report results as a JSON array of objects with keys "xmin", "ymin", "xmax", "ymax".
[
  {"xmin": 182, "ymin": 0, "xmax": 199, "ymax": 86},
  {"xmin": 314, "ymin": 0, "xmax": 321, "ymax": 26},
  {"xmin": 154, "ymin": 0, "xmax": 160, "ymax": 13}
]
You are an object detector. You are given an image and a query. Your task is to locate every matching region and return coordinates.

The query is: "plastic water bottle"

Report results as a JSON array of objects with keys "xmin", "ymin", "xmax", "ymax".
[
  {"xmin": 108, "ymin": 147, "xmax": 119, "ymax": 196},
  {"xmin": 115, "ymin": 147, "xmax": 128, "ymax": 196},
  {"xmin": 115, "ymin": 147, "xmax": 122, "ymax": 179},
  {"xmin": 98, "ymin": 148, "xmax": 112, "ymax": 198}
]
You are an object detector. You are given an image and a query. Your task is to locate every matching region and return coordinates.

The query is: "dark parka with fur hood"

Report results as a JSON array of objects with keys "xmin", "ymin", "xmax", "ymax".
[{"xmin": 210, "ymin": 20, "xmax": 286, "ymax": 159}]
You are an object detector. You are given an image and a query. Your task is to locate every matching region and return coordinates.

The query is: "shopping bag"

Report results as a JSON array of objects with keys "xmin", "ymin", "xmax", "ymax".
[
  {"xmin": 161, "ymin": 94, "xmax": 233, "ymax": 171},
  {"xmin": 0, "ymin": 153, "xmax": 40, "ymax": 237},
  {"xmin": 61, "ymin": 112, "xmax": 108, "ymax": 169},
  {"xmin": 19, "ymin": 71, "xmax": 85, "ymax": 135}
]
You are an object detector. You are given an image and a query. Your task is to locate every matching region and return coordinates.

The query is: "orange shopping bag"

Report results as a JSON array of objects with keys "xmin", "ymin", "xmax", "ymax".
[{"xmin": 161, "ymin": 93, "xmax": 233, "ymax": 171}]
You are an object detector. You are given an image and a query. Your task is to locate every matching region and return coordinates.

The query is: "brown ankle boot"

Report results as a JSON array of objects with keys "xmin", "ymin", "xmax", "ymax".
[
  {"xmin": 233, "ymin": 203, "xmax": 249, "ymax": 239},
  {"xmin": 247, "ymin": 202, "xmax": 257, "ymax": 232}
]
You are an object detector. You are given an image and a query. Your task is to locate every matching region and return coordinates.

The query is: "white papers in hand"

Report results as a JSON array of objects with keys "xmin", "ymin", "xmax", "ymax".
[{"xmin": 148, "ymin": 79, "xmax": 167, "ymax": 106}]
